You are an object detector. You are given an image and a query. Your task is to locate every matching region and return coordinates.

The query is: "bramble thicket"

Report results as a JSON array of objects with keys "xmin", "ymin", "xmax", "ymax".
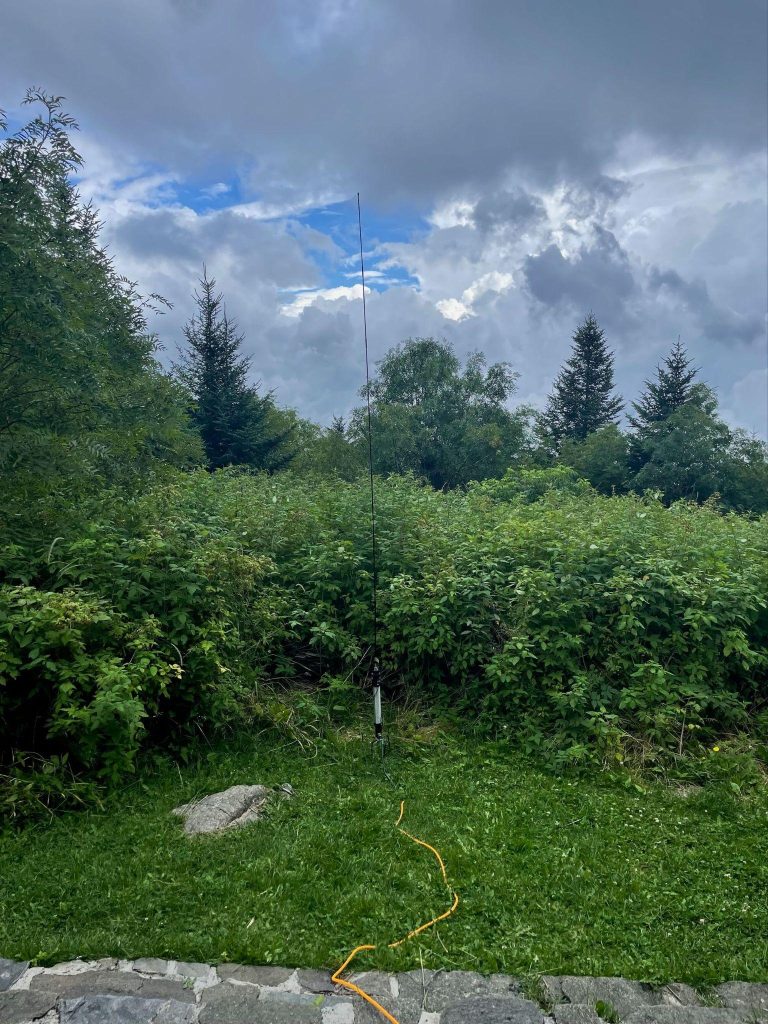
[{"xmin": 1, "ymin": 92, "xmax": 767, "ymax": 818}]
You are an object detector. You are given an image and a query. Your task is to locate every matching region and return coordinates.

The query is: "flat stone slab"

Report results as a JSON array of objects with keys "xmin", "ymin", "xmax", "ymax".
[
  {"xmin": 172, "ymin": 784, "xmax": 273, "ymax": 835},
  {"xmin": 624, "ymin": 1009, "xmax": 747, "ymax": 1024},
  {"xmin": 131, "ymin": 959, "xmax": 171, "ymax": 977},
  {"xmin": 0, "ymin": 961, "xmax": 28, "ymax": 993},
  {"xmin": 297, "ymin": 969, "xmax": 339, "ymax": 995},
  {"xmin": 199, "ymin": 982, "xmax": 262, "ymax": 1022},
  {"xmin": 31, "ymin": 971, "xmax": 195, "ymax": 1003},
  {"xmin": 347, "ymin": 970, "xmax": 422, "ymax": 1023},
  {"xmin": 542, "ymin": 976, "xmax": 661, "ymax": 1019},
  {"xmin": 716, "ymin": 983, "xmax": 768, "ymax": 1014},
  {"xmin": 425, "ymin": 970, "xmax": 521, "ymax": 1012},
  {"xmin": 9, "ymin": 959, "xmax": 762, "ymax": 1024},
  {"xmin": 442, "ymin": 995, "xmax": 545, "ymax": 1024},
  {"xmin": 217, "ymin": 964, "xmax": 293, "ymax": 987},
  {"xmin": 0, "ymin": 990, "xmax": 56, "ymax": 1024},
  {"xmin": 200, "ymin": 981, "xmax": 324, "ymax": 1022},
  {"xmin": 47, "ymin": 958, "xmax": 117, "ymax": 975},
  {"xmin": 59, "ymin": 994, "xmax": 196, "ymax": 1023}
]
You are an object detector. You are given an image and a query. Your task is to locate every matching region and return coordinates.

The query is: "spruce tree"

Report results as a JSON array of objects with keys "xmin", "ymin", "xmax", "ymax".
[
  {"xmin": 176, "ymin": 271, "xmax": 291, "ymax": 470},
  {"xmin": 629, "ymin": 338, "xmax": 699, "ymax": 432},
  {"xmin": 542, "ymin": 313, "xmax": 623, "ymax": 447}
]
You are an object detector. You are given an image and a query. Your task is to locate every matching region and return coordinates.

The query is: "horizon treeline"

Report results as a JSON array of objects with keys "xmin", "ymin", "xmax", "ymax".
[{"xmin": 2, "ymin": 91, "xmax": 766, "ymax": 521}]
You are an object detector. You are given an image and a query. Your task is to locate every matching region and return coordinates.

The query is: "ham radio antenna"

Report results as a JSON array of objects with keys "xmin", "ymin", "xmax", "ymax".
[{"xmin": 356, "ymin": 193, "xmax": 384, "ymax": 758}]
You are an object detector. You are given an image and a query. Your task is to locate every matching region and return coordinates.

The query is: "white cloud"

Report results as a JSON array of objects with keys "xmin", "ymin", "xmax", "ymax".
[
  {"xmin": 201, "ymin": 182, "xmax": 230, "ymax": 198},
  {"xmin": 436, "ymin": 297, "xmax": 473, "ymax": 321},
  {"xmin": 279, "ymin": 284, "xmax": 369, "ymax": 318},
  {"xmin": 437, "ymin": 271, "xmax": 515, "ymax": 321}
]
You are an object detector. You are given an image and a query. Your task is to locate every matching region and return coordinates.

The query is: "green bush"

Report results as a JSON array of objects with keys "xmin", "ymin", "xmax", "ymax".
[
  {"xmin": 1, "ymin": 469, "xmax": 766, "ymax": 811},
  {"xmin": 0, "ymin": 478, "xmax": 288, "ymax": 788}
]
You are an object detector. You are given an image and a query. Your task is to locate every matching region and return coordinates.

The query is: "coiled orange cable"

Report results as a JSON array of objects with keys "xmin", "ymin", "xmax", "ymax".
[{"xmin": 331, "ymin": 801, "xmax": 460, "ymax": 1024}]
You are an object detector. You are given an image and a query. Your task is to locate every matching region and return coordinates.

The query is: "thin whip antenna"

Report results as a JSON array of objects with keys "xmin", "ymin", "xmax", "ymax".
[{"xmin": 357, "ymin": 192, "xmax": 383, "ymax": 755}]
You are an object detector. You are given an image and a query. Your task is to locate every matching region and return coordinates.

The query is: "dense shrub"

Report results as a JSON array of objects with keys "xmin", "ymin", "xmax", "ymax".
[{"xmin": 1, "ymin": 469, "xmax": 766, "ymax": 804}]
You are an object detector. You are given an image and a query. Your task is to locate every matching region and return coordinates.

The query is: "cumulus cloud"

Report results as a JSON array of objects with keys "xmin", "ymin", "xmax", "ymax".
[
  {"xmin": 523, "ymin": 229, "xmax": 636, "ymax": 323},
  {"xmin": 2, "ymin": 0, "xmax": 765, "ymax": 438},
  {"xmin": 2, "ymin": 0, "xmax": 766, "ymax": 202},
  {"xmin": 280, "ymin": 284, "xmax": 368, "ymax": 317}
]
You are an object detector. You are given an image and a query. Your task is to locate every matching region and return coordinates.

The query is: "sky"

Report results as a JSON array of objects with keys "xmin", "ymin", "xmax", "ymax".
[{"xmin": 3, "ymin": 0, "xmax": 767, "ymax": 437}]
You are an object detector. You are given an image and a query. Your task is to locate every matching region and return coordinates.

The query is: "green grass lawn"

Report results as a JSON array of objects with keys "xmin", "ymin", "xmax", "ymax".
[{"xmin": 1, "ymin": 727, "xmax": 766, "ymax": 985}]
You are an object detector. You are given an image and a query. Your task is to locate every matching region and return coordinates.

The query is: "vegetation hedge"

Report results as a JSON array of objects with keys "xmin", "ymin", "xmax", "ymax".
[{"xmin": 1, "ymin": 469, "xmax": 767, "ymax": 803}]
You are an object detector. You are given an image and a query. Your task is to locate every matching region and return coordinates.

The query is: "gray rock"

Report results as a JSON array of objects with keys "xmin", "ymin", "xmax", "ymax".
[
  {"xmin": 0, "ymin": 961, "xmax": 28, "ymax": 993},
  {"xmin": 345, "ymin": 970, "xmax": 422, "ymax": 1024},
  {"xmin": 217, "ymin": 964, "xmax": 293, "ymax": 987},
  {"xmin": 442, "ymin": 995, "xmax": 545, "ymax": 1024},
  {"xmin": 540, "ymin": 978, "xmax": 567, "ymax": 1007},
  {"xmin": 395, "ymin": 969, "xmax": 435, "ymax": 997},
  {"xmin": 426, "ymin": 971, "xmax": 527, "ymax": 1013},
  {"xmin": 491, "ymin": 976, "xmax": 524, "ymax": 997},
  {"xmin": 260, "ymin": 990, "xmax": 353, "ymax": 1013},
  {"xmin": 554, "ymin": 1005, "xmax": 606, "ymax": 1024},
  {"xmin": 716, "ymin": 984, "xmax": 768, "ymax": 1014},
  {"xmin": 131, "ymin": 959, "xmax": 170, "ymax": 976},
  {"xmin": 257, "ymin": 990, "xmax": 316, "ymax": 1005},
  {"xmin": 624, "ymin": 1009, "xmax": 746, "ymax": 1024},
  {"xmin": 199, "ymin": 982, "xmax": 261, "ymax": 1022},
  {"xmin": 660, "ymin": 986, "xmax": 703, "ymax": 1008},
  {"xmin": 247, "ymin": 1005, "xmax": 323, "ymax": 1023},
  {"xmin": 47, "ymin": 959, "xmax": 117, "ymax": 975},
  {"xmin": 0, "ymin": 991, "xmax": 56, "ymax": 1024},
  {"xmin": 172, "ymin": 962, "xmax": 212, "ymax": 982},
  {"xmin": 296, "ymin": 969, "xmax": 338, "ymax": 995},
  {"xmin": 547, "ymin": 977, "xmax": 661, "ymax": 1019},
  {"xmin": 172, "ymin": 785, "xmax": 274, "ymax": 835},
  {"xmin": 200, "ymin": 981, "xmax": 323, "ymax": 1022},
  {"xmin": 31, "ymin": 972, "xmax": 194, "ymax": 1003},
  {"xmin": 59, "ymin": 994, "xmax": 195, "ymax": 1023}
]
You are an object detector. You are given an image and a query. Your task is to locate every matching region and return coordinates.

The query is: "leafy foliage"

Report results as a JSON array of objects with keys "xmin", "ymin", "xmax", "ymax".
[
  {"xmin": 351, "ymin": 337, "xmax": 533, "ymax": 488},
  {"xmin": 3, "ymin": 470, "xmax": 765, "ymax": 813},
  {"xmin": 560, "ymin": 424, "xmax": 630, "ymax": 495},
  {"xmin": 631, "ymin": 403, "xmax": 768, "ymax": 513},
  {"xmin": 0, "ymin": 478, "xmax": 286, "ymax": 792},
  {"xmin": 283, "ymin": 413, "xmax": 366, "ymax": 480},
  {"xmin": 0, "ymin": 91, "xmax": 200, "ymax": 524}
]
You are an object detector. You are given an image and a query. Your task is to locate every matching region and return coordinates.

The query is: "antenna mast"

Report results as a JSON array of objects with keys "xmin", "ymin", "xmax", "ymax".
[{"xmin": 357, "ymin": 193, "xmax": 383, "ymax": 756}]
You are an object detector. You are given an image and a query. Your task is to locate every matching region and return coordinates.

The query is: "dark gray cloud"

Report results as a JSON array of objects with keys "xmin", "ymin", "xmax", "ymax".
[
  {"xmin": 112, "ymin": 209, "xmax": 319, "ymax": 288},
  {"xmin": 523, "ymin": 228, "xmax": 636, "ymax": 324},
  {"xmin": 648, "ymin": 267, "xmax": 764, "ymax": 345},
  {"xmin": 473, "ymin": 189, "xmax": 545, "ymax": 233},
  {"xmin": 3, "ymin": 0, "xmax": 765, "ymax": 439},
  {"xmin": 2, "ymin": 0, "xmax": 766, "ymax": 202}
]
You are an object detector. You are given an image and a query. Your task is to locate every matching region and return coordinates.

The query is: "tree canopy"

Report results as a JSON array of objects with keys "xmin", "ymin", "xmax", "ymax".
[
  {"xmin": 351, "ymin": 337, "xmax": 533, "ymax": 489},
  {"xmin": 0, "ymin": 90, "xmax": 199, "ymax": 534}
]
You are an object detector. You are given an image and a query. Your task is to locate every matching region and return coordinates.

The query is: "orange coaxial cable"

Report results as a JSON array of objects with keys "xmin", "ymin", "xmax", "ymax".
[{"xmin": 331, "ymin": 801, "xmax": 460, "ymax": 1024}]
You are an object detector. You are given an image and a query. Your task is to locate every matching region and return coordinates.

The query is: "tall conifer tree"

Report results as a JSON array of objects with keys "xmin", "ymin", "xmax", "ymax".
[
  {"xmin": 176, "ymin": 271, "xmax": 291, "ymax": 470},
  {"xmin": 629, "ymin": 338, "xmax": 699, "ymax": 432},
  {"xmin": 542, "ymin": 313, "xmax": 623, "ymax": 447}
]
